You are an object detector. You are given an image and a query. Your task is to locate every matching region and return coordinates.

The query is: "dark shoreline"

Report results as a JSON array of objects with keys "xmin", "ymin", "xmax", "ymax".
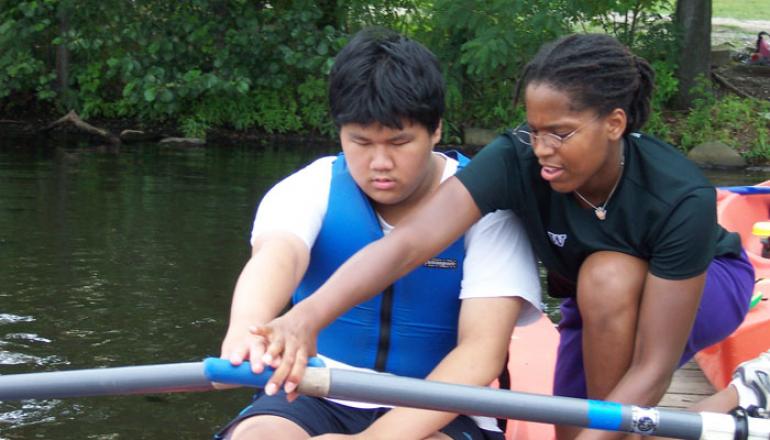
[{"xmin": 0, "ymin": 119, "xmax": 763, "ymax": 169}]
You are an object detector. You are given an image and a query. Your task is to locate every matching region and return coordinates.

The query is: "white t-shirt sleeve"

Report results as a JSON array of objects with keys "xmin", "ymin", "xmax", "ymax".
[
  {"xmin": 250, "ymin": 156, "xmax": 335, "ymax": 248},
  {"xmin": 461, "ymin": 209, "xmax": 543, "ymax": 326}
]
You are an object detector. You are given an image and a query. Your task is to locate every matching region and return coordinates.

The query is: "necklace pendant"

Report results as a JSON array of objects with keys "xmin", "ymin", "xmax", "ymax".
[{"xmin": 595, "ymin": 207, "xmax": 607, "ymax": 220}]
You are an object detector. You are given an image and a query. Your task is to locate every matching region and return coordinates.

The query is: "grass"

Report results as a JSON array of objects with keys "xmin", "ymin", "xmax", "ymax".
[{"xmin": 713, "ymin": 0, "xmax": 770, "ymax": 21}]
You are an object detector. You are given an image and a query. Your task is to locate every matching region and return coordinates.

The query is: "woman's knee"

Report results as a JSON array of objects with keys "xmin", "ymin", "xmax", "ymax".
[{"xmin": 577, "ymin": 251, "xmax": 648, "ymax": 320}]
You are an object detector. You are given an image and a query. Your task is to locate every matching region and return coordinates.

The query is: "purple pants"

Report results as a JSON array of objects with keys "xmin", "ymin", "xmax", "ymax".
[{"xmin": 553, "ymin": 251, "xmax": 755, "ymax": 399}]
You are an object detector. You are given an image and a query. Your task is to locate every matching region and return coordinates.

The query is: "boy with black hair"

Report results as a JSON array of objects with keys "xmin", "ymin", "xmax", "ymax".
[{"xmin": 215, "ymin": 27, "xmax": 542, "ymax": 440}]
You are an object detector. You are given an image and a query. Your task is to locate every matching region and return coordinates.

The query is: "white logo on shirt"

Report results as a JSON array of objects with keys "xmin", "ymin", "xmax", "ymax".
[
  {"xmin": 423, "ymin": 257, "xmax": 458, "ymax": 269},
  {"xmin": 547, "ymin": 231, "xmax": 567, "ymax": 247}
]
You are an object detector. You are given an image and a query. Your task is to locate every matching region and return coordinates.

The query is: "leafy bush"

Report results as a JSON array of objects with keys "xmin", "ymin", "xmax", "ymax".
[
  {"xmin": 671, "ymin": 88, "xmax": 770, "ymax": 160},
  {"xmin": 1, "ymin": 0, "xmax": 342, "ymax": 137},
  {"xmin": 422, "ymin": 0, "xmax": 572, "ymax": 136},
  {"xmin": 1, "ymin": 0, "xmax": 765, "ymax": 161},
  {"xmin": 645, "ymin": 60, "xmax": 679, "ymax": 139}
]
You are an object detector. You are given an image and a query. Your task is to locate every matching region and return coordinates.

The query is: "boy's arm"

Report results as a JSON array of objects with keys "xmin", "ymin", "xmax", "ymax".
[
  {"xmin": 222, "ymin": 157, "xmax": 328, "ymax": 372},
  {"xmin": 255, "ymin": 178, "xmax": 483, "ymax": 389},
  {"xmin": 220, "ymin": 231, "xmax": 310, "ymax": 372},
  {"xmin": 356, "ymin": 296, "xmax": 524, "ymax": 440}
]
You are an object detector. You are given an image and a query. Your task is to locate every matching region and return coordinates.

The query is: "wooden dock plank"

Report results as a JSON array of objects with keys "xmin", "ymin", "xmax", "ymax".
[{"xmin": 659, "ymin": 360, "xmax": 716, "ymax": 409}]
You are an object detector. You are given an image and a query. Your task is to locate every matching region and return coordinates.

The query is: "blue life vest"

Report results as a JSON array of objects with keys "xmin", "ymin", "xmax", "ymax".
[{"xmin": 292, "ymin": 152, "xmax": 469, "ymax": 378}]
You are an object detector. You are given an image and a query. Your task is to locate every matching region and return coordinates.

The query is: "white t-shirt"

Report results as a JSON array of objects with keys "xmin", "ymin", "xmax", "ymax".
[{"xmin": 250, "ymin": 153, "xmax": 542, "ymax": 429}]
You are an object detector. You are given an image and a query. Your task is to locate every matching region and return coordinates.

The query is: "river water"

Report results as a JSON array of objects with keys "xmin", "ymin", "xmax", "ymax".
[{"xmin": 0, "ymin": 138, "xmax": 767, "ymax": 439}]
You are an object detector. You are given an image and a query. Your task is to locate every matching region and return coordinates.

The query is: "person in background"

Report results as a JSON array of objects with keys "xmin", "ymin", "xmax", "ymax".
[
  {"xmin": 214, "ymin": 27, "xmax": 541, "ymax": 440},
  {"xmin": 751, "ymin": 31, "xmax": 770, "ymax": 64},
  {"xmin": 250, "ymin": 33, "xmax": 764, "ymax": 440}
]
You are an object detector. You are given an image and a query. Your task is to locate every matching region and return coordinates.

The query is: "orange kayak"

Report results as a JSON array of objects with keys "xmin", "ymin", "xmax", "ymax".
[
  {"xmin": 695, "ymin": 182, "xmax": 770, "ymax": 390},
  {"xmin": 504, "ymin": 313, "xmax": 559, "ymax": 439}
]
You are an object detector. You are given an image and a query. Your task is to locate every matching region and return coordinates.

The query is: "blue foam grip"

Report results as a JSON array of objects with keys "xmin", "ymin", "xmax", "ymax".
[
  {"xmin": 202, "ymin": 357, "xmax": 325, "ymax": 387},
  {"xmin": 586, "ymin": 400, "xmax": 622, "ymax": 431}
]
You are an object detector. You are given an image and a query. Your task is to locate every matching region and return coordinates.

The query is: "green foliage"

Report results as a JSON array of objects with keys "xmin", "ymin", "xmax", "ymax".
[
  {"xmin": 0, "ymin": 1, "xmax": 57, "ymax": 103},
  {"xmin": 1, "ymin": 0, "xmax": 342, "ymax": 136},
  {"xmin": 645, "ymin": 60, "xmax": 679, "ymax": 138},
  {"xmin": 180, "ymin": 116, "xmax": 210, "ymax": 140},
  {"xmin": 1, "ymin": 0, "xmax": 764, "ymax": 162},
  {"xmin": 422, "ymin": 0, "xmax": 572, "ymax": 136},
  {"xmin": 297, "ymin": 77, "xmax": 336, "ymax": 137},
  {"xmin": 573, "ymin": 0, "xmax": 674, "ymax": 48},
  {"xmin": 669, "ymin": 85, "xmax": 770, "ymax": 161}
]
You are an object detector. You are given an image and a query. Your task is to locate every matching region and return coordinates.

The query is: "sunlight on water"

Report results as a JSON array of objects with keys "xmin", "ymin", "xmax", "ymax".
[
  {"xmin": 0, "ymin": 315, "xmax": 34, "ymax": 325},
  {"xmin": 0, "ymin": 141, "xmax": 327, "ymax": 438},
  {"xmin": 4, "ymin": 334, "xmax": 52, "ymax": 344},
  {"xmin": 0, "ymin": 400, "xmax": 62, "ymax": 426},
  {"xmin": 0, "ymin": 352, "xmax": 64, "ymax": 366}
]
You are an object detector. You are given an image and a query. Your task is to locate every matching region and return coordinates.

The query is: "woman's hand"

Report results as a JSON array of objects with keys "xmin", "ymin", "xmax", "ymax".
[{"xmin": 251, "ymin": 306, "xmax": 320, "ymax": 396}]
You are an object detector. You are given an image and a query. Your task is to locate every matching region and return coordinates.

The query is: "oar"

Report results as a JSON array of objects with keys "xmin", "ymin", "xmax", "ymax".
[
  {"xmin": 0, "ymin": 357, "xmax": 321, "ymax": 400},
  {"xmin": 2, "ymin": 358, "xmax": 769, "ymax": 439},
  {"xmin": 718, "ymin": 185, "xmax": 770, "ymax": 195},
  {"xmin": 0, "ymin": 361, "xmax": 216, "ymax": 399}
]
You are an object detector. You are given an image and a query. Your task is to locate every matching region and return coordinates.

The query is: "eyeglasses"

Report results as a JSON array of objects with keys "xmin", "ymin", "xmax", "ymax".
[{"xmin": 514, "ymin": 116, "xmax": 598, "ymax": 150}]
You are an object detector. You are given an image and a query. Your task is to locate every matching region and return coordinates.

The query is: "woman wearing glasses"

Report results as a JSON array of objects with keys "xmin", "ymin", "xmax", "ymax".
[{"xmin": 255, "ymin": 34, "xmax": 759, "ymax": 440}]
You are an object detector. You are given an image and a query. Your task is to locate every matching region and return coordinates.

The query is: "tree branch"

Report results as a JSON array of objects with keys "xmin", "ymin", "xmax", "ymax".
[{"xmin": 41, "ymin": 110, "xmax": 121, "ymax": 145}]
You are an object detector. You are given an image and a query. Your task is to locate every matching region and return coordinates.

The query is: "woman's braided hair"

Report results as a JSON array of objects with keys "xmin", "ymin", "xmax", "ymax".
[{"xmin": 514, "ymin": 34, "xmax": 655, "ymax": 134}]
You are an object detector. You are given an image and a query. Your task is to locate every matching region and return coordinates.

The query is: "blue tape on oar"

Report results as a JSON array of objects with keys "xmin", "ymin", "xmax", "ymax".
[
  {"xmin": 586, "ymin": 400, "xmax": 623, "ymax": 431},
  {"xmin": 719, "ymin": 186, "xmax": 770, "ymax": 195},
  {"xmin": 202, "ymin": 357, "xmax": 325, "ymax": 387}
]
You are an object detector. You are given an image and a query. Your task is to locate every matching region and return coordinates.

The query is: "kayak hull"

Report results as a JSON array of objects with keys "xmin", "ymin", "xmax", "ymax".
[
  {"xmin": 695, "ymin": 182, "xmax": 770, "ymax": 389},
  {"xmin": 505, "ymin": 313, "xmax": 558, "ymax": 439}
]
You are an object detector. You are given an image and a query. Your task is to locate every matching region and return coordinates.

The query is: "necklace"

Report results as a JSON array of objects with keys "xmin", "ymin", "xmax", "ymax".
[{"xmin": 574, "ymin": 146, "xmax": 625, "ymax": 221}]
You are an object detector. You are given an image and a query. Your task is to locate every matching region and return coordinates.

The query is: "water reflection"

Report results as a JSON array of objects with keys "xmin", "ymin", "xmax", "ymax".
[
  {"xmin": 0, "ymin": 139, "xmax": 334, "ymax": 438},
  {"xmin": 0, "ymin": 315, "xmax": 34, "ymax": 325},
  {"xmin": 0, "ymin": 399, "xmax": 62, "ymax": 427},
  {"xmin": 0, "ymin": 138, "xmax": 768, "ymax": 438}
]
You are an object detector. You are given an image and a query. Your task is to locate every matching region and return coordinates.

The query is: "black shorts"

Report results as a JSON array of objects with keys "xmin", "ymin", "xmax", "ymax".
[{"xmin": 214, "ymin": 390, "xmax": 504, "ymax": 440}]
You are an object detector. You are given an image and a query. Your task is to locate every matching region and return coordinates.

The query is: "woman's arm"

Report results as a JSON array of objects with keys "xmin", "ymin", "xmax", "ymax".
[
  {"xmin": 253, "ymin": 177, "xmax": 483, "ymax": 394},
  {"xmin": 576, "ymin": 272, "xmax": 705, "ymax": 440},
  {"xmin": 619, "ymin": 273, "xmax": 706, "ymax": 401}
]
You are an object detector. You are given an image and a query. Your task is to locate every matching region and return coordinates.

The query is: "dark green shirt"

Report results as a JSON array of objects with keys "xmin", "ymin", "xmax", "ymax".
[{"xmin": 457, "ymin": 131, "xmax": 742, "ymax": 288}]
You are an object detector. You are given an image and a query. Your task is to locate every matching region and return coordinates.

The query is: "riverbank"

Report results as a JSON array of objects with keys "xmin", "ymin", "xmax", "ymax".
[
  {"xmin": 0, "ymin": 114, "xmax": 335, "ymax": 150},
  {"xmin": 2, "ymin": 16, "xmax": 768, "ymax": 165}
]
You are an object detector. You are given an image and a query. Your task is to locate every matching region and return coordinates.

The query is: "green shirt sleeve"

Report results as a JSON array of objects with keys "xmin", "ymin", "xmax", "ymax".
[
  {"xmin": 456, "ymin": 135, "xmax": 521, "ymax": 215},
  {"xmin": 649, "ymin": 187, "xmax": 717, "ymax": 279}
]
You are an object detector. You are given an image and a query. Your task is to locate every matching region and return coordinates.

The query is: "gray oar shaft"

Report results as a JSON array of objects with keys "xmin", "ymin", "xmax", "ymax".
[
  {"xmin": 0, "ymin": 362, "xmax": 213, "ymax": 400},
  {"xmin": 4, "ymin": 361, "xmax": 770, "ymax": 439},
  {"xmin": 301, "ymin": 369, "xmax": 706, "ymax": 439}
]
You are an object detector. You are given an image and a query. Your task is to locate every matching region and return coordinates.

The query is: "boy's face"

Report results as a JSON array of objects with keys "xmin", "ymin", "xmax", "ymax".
[{"xmin": 340, "ymin": 120, "xmax": 441, "ymax": 211}]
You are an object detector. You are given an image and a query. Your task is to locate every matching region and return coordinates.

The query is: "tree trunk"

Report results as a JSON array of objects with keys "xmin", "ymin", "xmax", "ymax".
[
  {"xmin": 55, "ymin": 5, "xmax": 69, "ymax": 92},
  {"xmin": 673, "ymin": 0, "xmax": 712, "ymax": 109},
  {"xmin": 55, "ymin": 3, "xmax": 71, "ymax": 103},
  {"xmin": 316, "ymin": 0, "xmax": 342, "ymax": 30}
]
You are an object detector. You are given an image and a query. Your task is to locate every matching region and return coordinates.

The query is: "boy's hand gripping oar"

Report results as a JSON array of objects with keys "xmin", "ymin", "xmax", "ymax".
[{"xmin": 1, "ymin": 358, "xmax": 769, "ymax": 440}]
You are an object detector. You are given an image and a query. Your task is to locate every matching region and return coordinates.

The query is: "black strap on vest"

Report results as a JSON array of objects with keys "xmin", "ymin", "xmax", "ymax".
[{"xmin": 374, "ymin": 285, "xmax": 395, "ymax": 371}]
